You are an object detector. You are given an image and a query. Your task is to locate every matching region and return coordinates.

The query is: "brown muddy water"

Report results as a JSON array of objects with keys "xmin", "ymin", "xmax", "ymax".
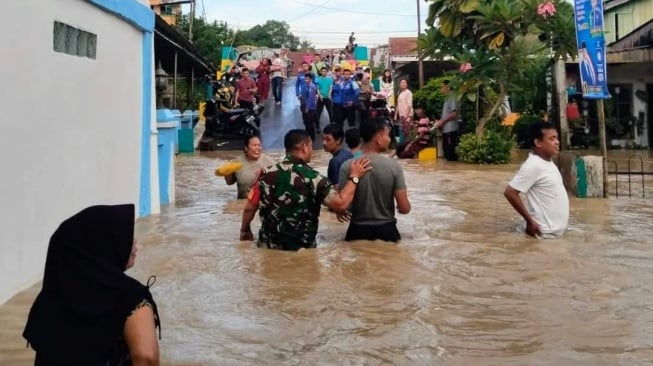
[{"xmin": 1, "ymin": 149, "xmax": 653, "ymax": 366}]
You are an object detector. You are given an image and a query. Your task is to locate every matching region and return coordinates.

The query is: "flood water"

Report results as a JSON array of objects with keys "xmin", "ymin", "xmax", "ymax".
[
  {"xmin": 4, "ymin": 148, "xmax": 653, "ymax": 365},
  {"xmin": 1, "ymin": 82, "xmax": 653, "ymax": 365}
]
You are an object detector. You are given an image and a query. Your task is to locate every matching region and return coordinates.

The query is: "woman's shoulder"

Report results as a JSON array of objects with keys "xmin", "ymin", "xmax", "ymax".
[{"xmin": 259, "ymin": 155, "xmax": 275, "ymax": 167}]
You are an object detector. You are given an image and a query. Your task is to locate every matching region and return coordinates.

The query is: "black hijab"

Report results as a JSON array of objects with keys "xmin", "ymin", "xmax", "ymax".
[{"xmin": 23, "ymin": 204, "xmax": 160, "ymax": 365}]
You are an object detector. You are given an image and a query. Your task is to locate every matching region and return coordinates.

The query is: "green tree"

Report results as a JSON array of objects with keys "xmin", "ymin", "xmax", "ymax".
[
  {"xmin": 174, "ymin": 18, "xmax": 311, "ymax": 66},
  {"xmin": 419, "ymin": 0, "xmax": 577, "ymax": 139},
  {"xmin": 236, "ymin": 20, "xmax": 302, "ymax": 51},
  {"xmin": 175, "ymin": 16, "xmax": 234, "ymax": 66},
  {"xmin": 298, "ymin": 40, "xmax": 314, "ymax": 52}
]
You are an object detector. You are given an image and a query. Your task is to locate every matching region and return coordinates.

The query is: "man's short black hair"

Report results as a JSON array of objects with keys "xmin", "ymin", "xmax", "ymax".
[
  {"xmin": 323, "ymin": 123, "xmax": 344, "ymax": 142},
  {"xmin": 360, "ymin": 116, "xmax": 389, "ymax": 143},
  {"xmin": 284, "ymin": 129, "xmax": 311, "ymax": 151},
  {"xmin": 528, "ymin": 120, "xmax": 557, "ymax": 147},
  {"xmin": 345, "ymin": 128, "xmax": 361, "ymax": 149}
]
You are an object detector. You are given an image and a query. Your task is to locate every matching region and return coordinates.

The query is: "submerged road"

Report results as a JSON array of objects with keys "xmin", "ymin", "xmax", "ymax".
[{"xmin": 258, "ymin": 77, "xmax": 330, "ymax": 150}]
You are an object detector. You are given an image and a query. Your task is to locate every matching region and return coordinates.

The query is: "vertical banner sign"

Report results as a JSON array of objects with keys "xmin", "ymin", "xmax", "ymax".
[{"xmin": 573, "ymin": 0, "xmax": 610, "ymax": 99}]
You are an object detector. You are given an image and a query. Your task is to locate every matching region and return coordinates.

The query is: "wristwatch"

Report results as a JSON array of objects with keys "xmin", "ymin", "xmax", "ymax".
[{"xmin": 348, "ymin": 176, "xmax": 359, "ymax": 184}]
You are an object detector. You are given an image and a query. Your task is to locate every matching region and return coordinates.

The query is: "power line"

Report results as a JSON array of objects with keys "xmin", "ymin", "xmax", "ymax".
[
  {"xmin": 290, "ymin": 0, "xmax": 416, "ymax": 17},
  {"xmin": 293, "ymin": 30, "xmax": 416, "ymax": 34},
  {"xmin": 287, "ymin": 0, "xmax": 333, "ymax": 22}
]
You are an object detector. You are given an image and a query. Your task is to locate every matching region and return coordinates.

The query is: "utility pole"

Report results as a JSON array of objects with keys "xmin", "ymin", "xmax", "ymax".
[
  {"xmin": 597, "ymin": 100, "xmax": 609, "ymax": 198},
  {"xmin": 417, "ymin": 0, "xmax": 424, "ymax": 88},
  {"xmin": 188, "ymin": 0, "xmax": 195, "ymax": 43}
]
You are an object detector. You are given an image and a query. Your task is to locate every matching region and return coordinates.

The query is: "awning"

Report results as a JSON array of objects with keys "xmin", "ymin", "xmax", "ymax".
[{"xmin": 154, "ymin": 15, "xmax": 215, "ymax": 76}]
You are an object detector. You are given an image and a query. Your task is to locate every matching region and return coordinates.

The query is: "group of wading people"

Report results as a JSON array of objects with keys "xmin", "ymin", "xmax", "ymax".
[
  {"xmin": 20, "ymin": 96, "xmax": 568, "ymax": 366},
  {"xmin": 237, "ymin": 114, "xmax": 568, "ymax": 250}
]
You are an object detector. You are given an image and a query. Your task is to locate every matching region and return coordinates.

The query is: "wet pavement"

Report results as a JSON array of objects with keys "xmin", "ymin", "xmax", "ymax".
[
  {"xmin": 212, "ymin": 78, "xmax": 335, "ymax": 151},
  {"xmin": 1, "ymin": 80, "xmax": 653, "ymax": 364}
]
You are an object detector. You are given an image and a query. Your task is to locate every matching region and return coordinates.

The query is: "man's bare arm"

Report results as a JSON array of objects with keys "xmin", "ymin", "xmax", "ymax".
[
  {"xmin": 504, "ymin": 185, "xmax": 541, "ymax": 237},
  {"xmin": 326, "ymin": 158, "xmax": 371, "ymax": 211},
  {"xmin": 394, "ymin": 189, "xmax": 411, "ymax": 214}
]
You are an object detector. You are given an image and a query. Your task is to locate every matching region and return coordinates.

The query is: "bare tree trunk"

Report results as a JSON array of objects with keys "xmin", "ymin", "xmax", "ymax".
[{"xmin": 476, "ymin": 82, "xmax": 508, "ymax": 140}]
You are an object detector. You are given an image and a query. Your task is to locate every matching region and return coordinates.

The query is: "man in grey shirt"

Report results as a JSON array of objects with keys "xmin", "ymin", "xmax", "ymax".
[
  {"xmin": 435, "ymin": 80, "xmax": 461, "ymax": 161},
  {"xmin": 338, "ymin": 117, "xmax": 411, "ymax": 242}
]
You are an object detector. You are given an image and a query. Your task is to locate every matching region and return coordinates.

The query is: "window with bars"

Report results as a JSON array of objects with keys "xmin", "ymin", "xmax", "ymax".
[{"xmin": 53, "ymin": 21, "xmax": 97, "ymax": 59}]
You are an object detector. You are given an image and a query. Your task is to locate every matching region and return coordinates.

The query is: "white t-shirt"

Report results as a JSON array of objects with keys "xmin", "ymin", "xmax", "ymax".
[{"xmin": 509, "ymin": 153, "xmax": 569, "ymax": 237}]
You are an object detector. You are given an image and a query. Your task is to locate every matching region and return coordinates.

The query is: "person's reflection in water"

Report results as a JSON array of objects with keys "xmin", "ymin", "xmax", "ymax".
[{"xmin": 23, "ymin": 204, "xmax": 161, "ymax": 366}]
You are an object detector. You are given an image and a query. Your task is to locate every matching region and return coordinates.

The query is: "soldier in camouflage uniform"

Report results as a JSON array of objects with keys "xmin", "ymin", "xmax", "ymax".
[{"xmin": 240, "ymin": 129, "xmax": 371, "ymax": 251}]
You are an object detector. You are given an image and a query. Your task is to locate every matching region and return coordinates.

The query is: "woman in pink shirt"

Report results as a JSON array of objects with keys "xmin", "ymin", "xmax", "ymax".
[
  {"xmin": 394, "ymin": 79, "xmax": 413, "ymax": 142},
  {"xmin": 302, "ymin": 51, "xmax": 313, "ymax": 65}
]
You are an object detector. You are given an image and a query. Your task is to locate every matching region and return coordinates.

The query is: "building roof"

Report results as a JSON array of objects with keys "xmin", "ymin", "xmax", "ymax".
[
  {"xmin": 604, "ymin": 0, "xmax": 633, "ymax": 11},
  {"xmin": 154, "ymin": 14, "xmax": 215, "ymax": 75},
  {"xmin": 388, "ymin": 37, "xmax": 417, "ymax": 56}
]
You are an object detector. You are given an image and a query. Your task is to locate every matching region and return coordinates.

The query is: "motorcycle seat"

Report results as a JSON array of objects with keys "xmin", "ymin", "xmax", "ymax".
[{"xmin": 222, "ymin": 108, "xmax": 247, "ymax": 115}]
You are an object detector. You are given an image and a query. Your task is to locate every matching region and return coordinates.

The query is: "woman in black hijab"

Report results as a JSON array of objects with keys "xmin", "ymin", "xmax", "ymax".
[{"xmin": 23, "ymin": 204, "xmax": 161, "ymax": 366}]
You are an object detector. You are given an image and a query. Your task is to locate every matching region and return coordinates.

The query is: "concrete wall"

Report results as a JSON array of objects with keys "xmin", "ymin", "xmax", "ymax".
[
  {"xmin": 608, "ymin": 62, "xmax": 653, "ymax": 147},
  {"xmin": 0, "ymin": 0, "xmax": 156, "ymax": 304}
]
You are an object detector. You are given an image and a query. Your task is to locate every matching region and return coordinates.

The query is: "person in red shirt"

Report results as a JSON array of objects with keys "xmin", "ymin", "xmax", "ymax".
[
  {"xmin": 566, "ymin": 99, "xmax": 580, "ymax": 121},
  {"xmin": 235, "ymin": 68, "xmax": 257, "ymax": 110},
  {"xmin": 255, "ymin": 59, "xmax": 271, "ymax": 105}
]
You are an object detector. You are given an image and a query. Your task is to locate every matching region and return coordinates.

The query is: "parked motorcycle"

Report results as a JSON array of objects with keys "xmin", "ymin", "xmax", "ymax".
[
  {"xmin": 203, "ymin": 80, "xmax": 260, "ymax": 138},
  {"xmin": 368, "ymin": 93, "xmax": 392, "ymax": 119}
]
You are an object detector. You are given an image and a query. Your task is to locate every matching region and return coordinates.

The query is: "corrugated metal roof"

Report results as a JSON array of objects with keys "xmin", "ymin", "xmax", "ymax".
[{"xmin": 388, "ymin": 37, "xmax": 418, "ymax": 56}]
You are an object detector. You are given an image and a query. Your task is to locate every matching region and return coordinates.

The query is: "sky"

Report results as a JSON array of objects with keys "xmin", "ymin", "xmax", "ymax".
[{"xmin": 193, "ymin": 0, "xmax": 430, "ymax": 48}]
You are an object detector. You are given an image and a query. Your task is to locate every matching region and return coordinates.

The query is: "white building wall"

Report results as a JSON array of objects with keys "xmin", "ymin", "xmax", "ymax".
[
  {"xmin": 608, "ymin": 63, "xmax": 653, "ymax": 147},
  {"xmin": 0, "ymin": 0, "xmax": 145, "ymax": 304}
]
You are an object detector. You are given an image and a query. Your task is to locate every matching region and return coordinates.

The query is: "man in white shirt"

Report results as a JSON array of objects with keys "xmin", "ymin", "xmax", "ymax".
[{"xmin": 504, "ymin": 120, "xmax": 569, "ymax": 238}]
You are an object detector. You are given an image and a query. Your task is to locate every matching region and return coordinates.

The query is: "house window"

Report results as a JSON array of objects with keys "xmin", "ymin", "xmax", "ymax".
[
  {"xmin": 615, "ymin": 14, "xmax": 620, "ymax": 40},
  {"xmin": 53, "ymin": 21, "xmax": 97, "ymax": 60},
  {"xmin": 608, "ymin": 84, "xmax": 633, "ymax": 125}
]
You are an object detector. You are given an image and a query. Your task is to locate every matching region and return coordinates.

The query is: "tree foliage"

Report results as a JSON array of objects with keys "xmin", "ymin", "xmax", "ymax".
[
  {"xmin": 176, "ymin": 16, "xmax": 233, "ymax": 67},
  {"xmin": 175, "ymin": 18, "xmax": 309, "ymax": 66},
  {"xmin": 418, "ymin": 0, "xmax": 577, "ymax": 139}
]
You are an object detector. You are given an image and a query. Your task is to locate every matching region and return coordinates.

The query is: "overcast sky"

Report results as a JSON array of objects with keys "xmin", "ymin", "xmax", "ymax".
[{"xmin": 194, "ymin": 0, "xmax": 430, "ymax": 48}]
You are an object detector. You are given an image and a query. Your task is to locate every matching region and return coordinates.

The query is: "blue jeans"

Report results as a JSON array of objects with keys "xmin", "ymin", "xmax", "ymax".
[{"xmin": 271, "ymin": 77, "xmax": 283, "ymax": 102}]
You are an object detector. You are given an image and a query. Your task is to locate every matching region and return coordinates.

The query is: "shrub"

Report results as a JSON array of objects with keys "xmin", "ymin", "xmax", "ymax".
[{"xmin": 456, "ymin": 129, "xmax": 514, "ymax": 164}]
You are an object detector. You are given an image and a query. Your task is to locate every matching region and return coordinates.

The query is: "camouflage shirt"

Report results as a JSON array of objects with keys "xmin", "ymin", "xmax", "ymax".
[{"xmin": 252, "ymin": 154, "xmax": 336, "ymax": 250}]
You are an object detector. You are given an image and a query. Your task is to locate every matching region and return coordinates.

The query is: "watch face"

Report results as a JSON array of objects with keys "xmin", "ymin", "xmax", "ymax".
[{"xmin": 351, "ymin": 177, "xmax": 359, "ymax": 184}]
